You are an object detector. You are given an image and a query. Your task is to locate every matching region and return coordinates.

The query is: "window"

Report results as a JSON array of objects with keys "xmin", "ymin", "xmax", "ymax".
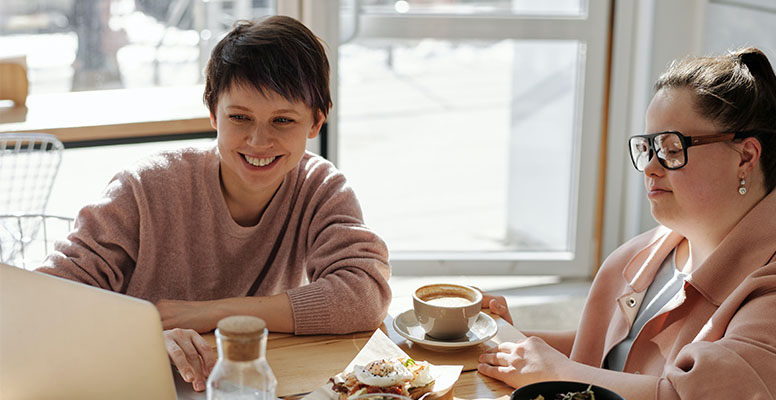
[
  {"xmin": 330, "ymin": 0, "xmax": 611, "ymax": 276},
  {"xmin": 0, "ymin": 0, "xmax": 275, "ymax": 94},
  {"xmin": 339, "ymin": 39, "xmax": 584, "ymax": 253},
  {"xmin": 704, "ymin": 0, "xmax": 776, "ymax": 60},
  {"xmin": 2, "ymin": 0, "xmax": 613, "ymax": 277}
]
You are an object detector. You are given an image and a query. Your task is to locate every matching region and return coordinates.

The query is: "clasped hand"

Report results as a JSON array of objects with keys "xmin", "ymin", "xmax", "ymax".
[
  {"xmin": 478, "ymin": 336, "xmax": 571, "ymax": 388},
  {"xmin": 478, "ymin": 292, "xmax": 573, "ymax": 388}
]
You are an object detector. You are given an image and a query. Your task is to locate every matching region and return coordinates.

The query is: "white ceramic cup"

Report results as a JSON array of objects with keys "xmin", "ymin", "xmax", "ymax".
[{"xmin": 412, "ymin": 283, "xmax": 482, "ymax": 340}]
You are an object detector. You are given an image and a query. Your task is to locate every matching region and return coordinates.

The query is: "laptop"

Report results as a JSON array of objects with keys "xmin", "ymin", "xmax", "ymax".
[{"xmin": 0, "ymin": 262, "xmax": 177, "ymax": 399}]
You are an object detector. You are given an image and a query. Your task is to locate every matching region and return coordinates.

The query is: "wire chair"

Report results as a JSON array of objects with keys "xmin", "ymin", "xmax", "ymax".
[
  {"xmin": 0, "ymin": 133, "xmax": 66, "ymax": 269},
  {"xmin": 0, "ymin": 214, "xmax": 74, "ymax": 269}
]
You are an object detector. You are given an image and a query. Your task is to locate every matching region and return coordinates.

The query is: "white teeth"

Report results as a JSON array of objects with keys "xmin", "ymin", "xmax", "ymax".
[{"xmin": 244, "ymin": 155, "xmax": 276, "ymax": 167}]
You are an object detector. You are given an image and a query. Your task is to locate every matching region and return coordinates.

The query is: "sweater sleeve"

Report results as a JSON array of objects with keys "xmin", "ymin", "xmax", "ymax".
[
  {"xmin": 659, "ymin": 289, "xmax": 776, "ymax": 399},
  {"xmin": 36, "ymin": 172, "xmax": 141, "ymax": 293},
  {"xmin": 285, "ymin": 161, "xmax": 392, "ymax": 335}
]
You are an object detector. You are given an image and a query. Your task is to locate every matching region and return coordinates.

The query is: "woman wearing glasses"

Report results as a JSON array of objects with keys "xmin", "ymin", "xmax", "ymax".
[{"xmin": 479, "ymin": 47, "xmax": 776, "ymax": 398}]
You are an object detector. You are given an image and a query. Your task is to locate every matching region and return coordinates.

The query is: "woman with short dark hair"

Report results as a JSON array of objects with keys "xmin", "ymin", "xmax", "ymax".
[{"xmin": 39, "ymin": 16, "xmax": 391, "ymax": 392}]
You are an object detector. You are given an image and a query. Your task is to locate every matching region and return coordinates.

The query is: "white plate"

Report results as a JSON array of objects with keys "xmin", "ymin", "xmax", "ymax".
[{"xmin": 392, "ymin": 309, "xmax": 498, "ymax": 351}]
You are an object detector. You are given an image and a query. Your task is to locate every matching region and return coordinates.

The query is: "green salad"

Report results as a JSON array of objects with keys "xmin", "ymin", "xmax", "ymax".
[{"xmin": 530, "ymin": 384, "xmax": 595, "ymax": 400}]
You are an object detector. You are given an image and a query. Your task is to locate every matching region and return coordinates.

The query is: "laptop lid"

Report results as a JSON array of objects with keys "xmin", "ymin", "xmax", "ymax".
[{"xmin": 0, "ymin": 263, "xmax": 177, "ymax": 399}]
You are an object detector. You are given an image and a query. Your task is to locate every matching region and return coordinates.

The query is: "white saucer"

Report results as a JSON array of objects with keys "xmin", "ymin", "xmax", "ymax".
[{"xmin": 393, "ymin": 309, "xmax": 498, "ymax": 351}]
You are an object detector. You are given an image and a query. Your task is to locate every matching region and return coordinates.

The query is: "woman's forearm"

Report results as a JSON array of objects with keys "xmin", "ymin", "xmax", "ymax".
[{"xmin": 211, "ymin": 293, "xmax": 295, "ymax": 333}]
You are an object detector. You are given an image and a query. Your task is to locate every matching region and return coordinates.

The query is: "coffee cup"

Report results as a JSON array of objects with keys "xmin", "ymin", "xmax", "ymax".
[{"xmin": 412, "ymin": 283, "xmax": 482, "ymax": 340}]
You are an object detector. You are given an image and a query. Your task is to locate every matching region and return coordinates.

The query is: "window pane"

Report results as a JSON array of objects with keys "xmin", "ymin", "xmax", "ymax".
[
  {"xmin": 352, "ymin": 0, "xmax": 586, "ymax": 16},
  {"xmin": 0, "ymin": 0, "xmax": 275, "ymax": 94},
  {"xmin": 704, "ymin": 1, "xmax": 776, "ymax": 62},
  {"xmin": 338, "ymin": 39, "xmax": 583, "ymax": 252}
]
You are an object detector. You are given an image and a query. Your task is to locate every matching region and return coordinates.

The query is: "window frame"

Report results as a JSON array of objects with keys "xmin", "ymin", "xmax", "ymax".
[{"xmin": 301, "ymin": 0, "xmax": 613, "ymax": 278}]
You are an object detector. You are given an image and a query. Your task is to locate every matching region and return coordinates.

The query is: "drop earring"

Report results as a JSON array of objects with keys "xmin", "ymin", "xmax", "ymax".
[{"xmin": 739, "ymin": 176, "xmax": 747, "ymax": 195}]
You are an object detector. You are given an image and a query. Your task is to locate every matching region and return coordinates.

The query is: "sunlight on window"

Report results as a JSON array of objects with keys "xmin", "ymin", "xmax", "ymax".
[{"xmin": 0, "ymin": 0, "xmax": 274, "ymax": 94}]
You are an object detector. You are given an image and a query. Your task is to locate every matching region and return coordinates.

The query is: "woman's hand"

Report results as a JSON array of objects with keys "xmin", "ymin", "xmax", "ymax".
[
  {"xmin": 156, "ymin": 299, "xmax": 218, "ymax": 333},
  {"xmin": 163, "ymin": 328, "xmax": 217, "ymax": 392},
  {"xmin": 478, "ymin": 336, "xmax": 571, "ymax": 388},
  {"xmin": 481, "ymin": 292, "xmax": 513, "ymax": 325}
]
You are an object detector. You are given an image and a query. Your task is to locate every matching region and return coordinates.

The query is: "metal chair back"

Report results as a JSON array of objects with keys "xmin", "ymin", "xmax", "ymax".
[{"xmin": 0, "ymin": 133, "xmax": 65, "ymax": 268}]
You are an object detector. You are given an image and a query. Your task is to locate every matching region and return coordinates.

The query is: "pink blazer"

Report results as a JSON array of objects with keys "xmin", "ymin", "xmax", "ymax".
[{"xmin": 570, "ymin": 190, "xmax": 776, "ymax": 399}]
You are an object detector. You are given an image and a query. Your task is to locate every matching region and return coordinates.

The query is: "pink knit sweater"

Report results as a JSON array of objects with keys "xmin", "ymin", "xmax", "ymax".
[{"xmin": 38, "ymin": 145, "xmax": 392, "ymax": 334}]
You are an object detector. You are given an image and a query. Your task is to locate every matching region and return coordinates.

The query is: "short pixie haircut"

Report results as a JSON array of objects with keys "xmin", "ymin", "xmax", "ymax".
[{"xmin": 203, "ymin": 16, "xmax": 332, "ymax": 121}]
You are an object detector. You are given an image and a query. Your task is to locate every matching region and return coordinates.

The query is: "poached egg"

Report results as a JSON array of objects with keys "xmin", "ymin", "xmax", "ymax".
[{"xmin": 353, "ymin": 359, "xmax": 413, "ymax": 387}]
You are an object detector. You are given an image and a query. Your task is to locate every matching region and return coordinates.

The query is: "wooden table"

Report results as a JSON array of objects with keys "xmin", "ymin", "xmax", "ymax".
[
  {"xmin": 177, "ymin": 294, "xmax": 525, "ymax": 399},
  {"xmin": 0, "ymin": 86, "xmax": 215, "ymax": 147}
]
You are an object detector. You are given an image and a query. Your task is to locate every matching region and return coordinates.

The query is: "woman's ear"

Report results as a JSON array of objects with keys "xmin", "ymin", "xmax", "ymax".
[
  {"xmin": 209, "ymin": 113, "xmax": 217, "ymax": 130},
  {"xmin": 739, "ymin": 136, "xmax": 762, "ymax": 176},
  {"xmin": 308, "ymin": 110, "xmax": 326, "ymax": 139}
]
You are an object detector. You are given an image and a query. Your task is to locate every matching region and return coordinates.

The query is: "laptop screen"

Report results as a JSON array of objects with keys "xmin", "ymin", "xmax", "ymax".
[{"xmin": 0, "ymin": 263, "xmax": 177, "ymax": 399}]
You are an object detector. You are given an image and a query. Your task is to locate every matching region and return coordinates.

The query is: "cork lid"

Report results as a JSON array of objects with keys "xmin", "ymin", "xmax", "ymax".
[
  {"xmin": 217, "ymin": 315, "xmax": 267, "ymax": 338},
  {"xmin": 216, "ymin": 316, "xmax": 267, "ymax": 362}
]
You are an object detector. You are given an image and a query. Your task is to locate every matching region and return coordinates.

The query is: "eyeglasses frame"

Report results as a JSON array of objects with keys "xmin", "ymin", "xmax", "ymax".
[{"xmin": 628, "ymin": 130, "xmax": 753, "ymax": 171}]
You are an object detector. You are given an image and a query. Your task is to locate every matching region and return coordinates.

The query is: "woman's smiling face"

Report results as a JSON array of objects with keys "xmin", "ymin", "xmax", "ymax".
[{"xmin": 212, "ymin": 83, "xmax": 323, "ymax": 200}]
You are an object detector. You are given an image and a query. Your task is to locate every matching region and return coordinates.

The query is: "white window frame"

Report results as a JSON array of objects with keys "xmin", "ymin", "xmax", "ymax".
[{"xmin": 296, "ymin": 0, "xmax": 612, "ymax": 278}]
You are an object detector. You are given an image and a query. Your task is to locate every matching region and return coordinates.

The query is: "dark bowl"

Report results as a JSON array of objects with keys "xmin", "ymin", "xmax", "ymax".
[{"xmin": 510, "ymin": 381, "xmax": 624, "ymax": 400}]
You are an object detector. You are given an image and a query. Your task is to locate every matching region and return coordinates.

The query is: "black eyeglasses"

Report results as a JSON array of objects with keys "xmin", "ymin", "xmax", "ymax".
[{"xmin": 628, "ymin": 131, "xmax": 748, "ymax": 171}]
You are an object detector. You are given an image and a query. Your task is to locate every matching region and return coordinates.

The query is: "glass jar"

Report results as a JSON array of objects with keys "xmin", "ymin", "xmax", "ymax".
[{"xmin": 207, "ymin": 315, "xmax": 277, "ymax": 400}]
